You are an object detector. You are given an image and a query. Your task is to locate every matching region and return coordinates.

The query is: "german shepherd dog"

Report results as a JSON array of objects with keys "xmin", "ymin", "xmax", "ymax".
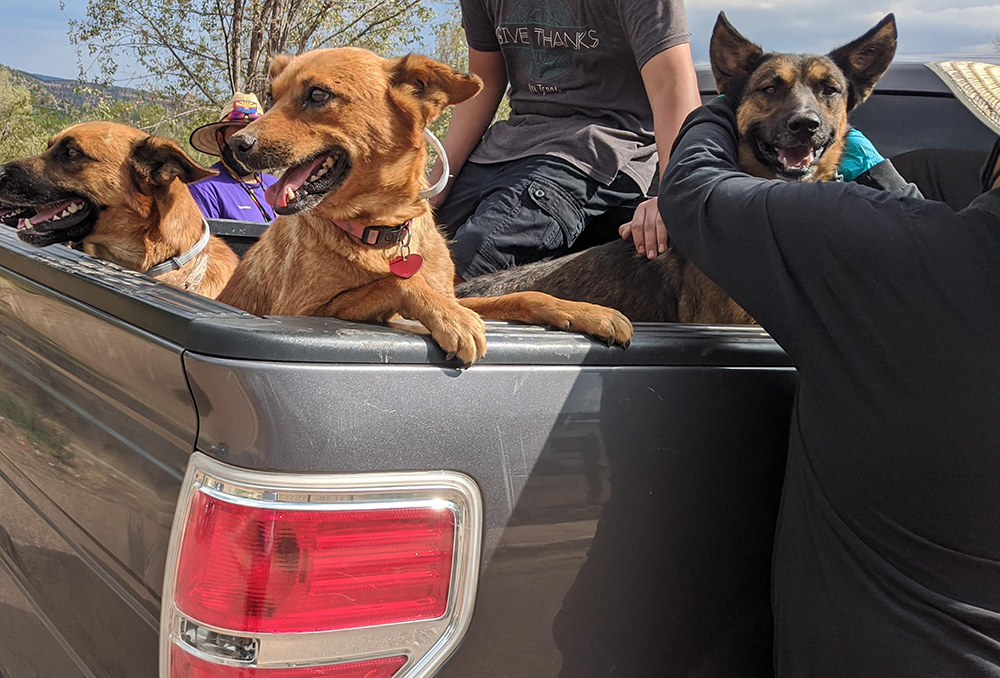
[
  {"xmin": 456, "ymin": 13, "xmax": 898, "ymax": 324},
  {"xmin": 218, "ymin": 49, "xmax": 632, "ymax": 364},
  {"xmin": 0, "ymin": 122, "xmax": 239, "ymax": 298}
]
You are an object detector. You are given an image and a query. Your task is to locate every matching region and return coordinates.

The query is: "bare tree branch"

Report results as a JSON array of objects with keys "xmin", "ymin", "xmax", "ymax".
[
  {"xmin": 314, "ymin": 0, "xmax": 392, "ymax": 47},
  {"xmin": 231, "ymin": 0, "xmax": 244, "ymax": 92},
  {"xmin": 344, "ymin": 0, "xmax": 422, "ymax": 45},
  {"xmin": 124, "ymin": 0, "xmax": 220, "ymax": 102},
  {"xmin": 140, "ymin": 104, "xmax": 216, "ymax": 133}
]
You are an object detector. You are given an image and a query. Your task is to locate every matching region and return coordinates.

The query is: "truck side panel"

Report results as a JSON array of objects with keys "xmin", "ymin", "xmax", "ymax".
[
  {"xmin": 0, "ymin": 269, "xmax": 198, "ymax": 677},
  {"xmin": 185, "ymin": 356, "xmax": 796, "ymax": 677}
]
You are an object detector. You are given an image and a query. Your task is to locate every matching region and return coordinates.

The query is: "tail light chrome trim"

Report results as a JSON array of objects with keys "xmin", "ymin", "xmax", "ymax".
[{"xmin": 160, "ymin": 452, "xmax": 483, "ymax": 678}]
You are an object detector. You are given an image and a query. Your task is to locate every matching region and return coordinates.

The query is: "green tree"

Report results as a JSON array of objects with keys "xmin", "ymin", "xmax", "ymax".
[
  {"xmin": 69, "ymin": 0, "xmax": 436, "ymax": 106},
  {"xmin": 0, "ymin": 68, "xmax": 49, "ymax": 162}
]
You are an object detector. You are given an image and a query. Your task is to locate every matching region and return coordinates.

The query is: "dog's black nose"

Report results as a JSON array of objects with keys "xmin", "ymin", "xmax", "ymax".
[
  {"xmin": 787, "ymin": 113, "xmax": 821, "ymax": 135},
  {"xmin": 231, "ymin": 132, "xmax": 257, "ymax": 156}
]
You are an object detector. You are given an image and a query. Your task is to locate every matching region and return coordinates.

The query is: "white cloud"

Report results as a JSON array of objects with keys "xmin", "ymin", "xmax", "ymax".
[{"xmin": 686, "ymin": 0, "xmax": 1000, "ymax": 62}]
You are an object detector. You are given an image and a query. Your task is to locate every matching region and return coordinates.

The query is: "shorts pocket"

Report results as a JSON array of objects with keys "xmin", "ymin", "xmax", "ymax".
[
  {"xmin": 473, "ymin": 176, "xmax": 587, "ymax": 272},
  {"xmin": 524, "ymin": 178, "xmax": 586, "ymax": 249}
]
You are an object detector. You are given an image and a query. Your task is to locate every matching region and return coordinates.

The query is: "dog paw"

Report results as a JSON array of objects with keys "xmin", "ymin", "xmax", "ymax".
[
  {"xmin": 424, "ymin": 303, "xmax": 488, "ymax": 365},
  {"xmin": 539, "ymin": 300, "xmax": 634, "ymax": 347}
]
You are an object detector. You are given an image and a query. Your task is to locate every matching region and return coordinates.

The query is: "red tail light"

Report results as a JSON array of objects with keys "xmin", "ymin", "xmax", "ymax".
[
  {"xmin": 161, "ymin": 453, "xmax": 481, "ymax": 678},
  {"xmin": 176, "ymin": 493, "xmax": 455, "ymax": 633},
  {"xmin": 171, "ymin": 646, "xmax": 407, "ymax": 678}
]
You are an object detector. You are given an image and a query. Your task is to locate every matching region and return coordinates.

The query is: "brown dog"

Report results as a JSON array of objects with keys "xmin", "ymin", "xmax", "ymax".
[
  {"xmin": 456, "ymin": 14, "xmax": 898, "ymax": 324},
  {"xmin": 217, "ymin": 48, "xmax": 632, "ymax": 363},
  {"xmin": 0, "ymin": 122, "xmax": 239, "ymax": 298}
]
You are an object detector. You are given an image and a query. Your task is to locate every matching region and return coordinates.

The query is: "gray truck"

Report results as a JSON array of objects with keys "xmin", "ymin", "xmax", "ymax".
[{"xmin": 0, "ymin": 62, "xmax": 992, "ymax": 678}]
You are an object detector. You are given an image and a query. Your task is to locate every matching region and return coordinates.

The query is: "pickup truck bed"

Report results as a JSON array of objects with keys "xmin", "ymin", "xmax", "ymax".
[
  {"xmin": 0, "ymin": 61, "xmax": 992, "ymax": 678},
  {"xmin": 0, "ymin": 225, "xmax": 794, "ymax": 677}
]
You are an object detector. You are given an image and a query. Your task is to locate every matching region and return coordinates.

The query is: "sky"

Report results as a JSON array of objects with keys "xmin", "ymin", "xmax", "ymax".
[{"xmin": 1, "ymin": 0, "xmax": 999, "ymax": 82}]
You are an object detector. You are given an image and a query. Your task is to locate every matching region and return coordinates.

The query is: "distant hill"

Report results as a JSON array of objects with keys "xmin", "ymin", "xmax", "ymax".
[
  {"xmin": 25, "ymin": 72, "xmax": 66, "ymax": 83},
  {"xmin": 3, "ymin": 66, "xmax": 150, "ymax": 116}
]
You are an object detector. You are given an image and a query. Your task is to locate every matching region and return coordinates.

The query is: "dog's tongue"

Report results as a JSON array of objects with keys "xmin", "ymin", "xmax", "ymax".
[
  {"xmin": 264, "ymin": 157, "xmax": 327, "ymax": 208},
  {"xmin": 28, "ymin": 200, "xmax": 77, "ymax": 226},
  {"xmin": 778, "ymin": 145, "xmax": 814, "ymax": 168}
]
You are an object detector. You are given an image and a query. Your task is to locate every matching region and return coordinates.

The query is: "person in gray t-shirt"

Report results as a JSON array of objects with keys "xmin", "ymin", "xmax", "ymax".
[{"xmin": 431, "ymin": 0, "xmax": 700, "ymax": 281}]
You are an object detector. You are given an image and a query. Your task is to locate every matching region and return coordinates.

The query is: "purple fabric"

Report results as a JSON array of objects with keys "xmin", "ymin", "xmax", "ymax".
[{"xmin": 188, "ymin": 162, "xmax": 279, "ymax": 222}]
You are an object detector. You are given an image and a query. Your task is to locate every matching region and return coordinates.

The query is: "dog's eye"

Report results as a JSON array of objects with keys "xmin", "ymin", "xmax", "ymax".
[
  {"xmin": 822, "ymin": 85, "xmax": 840, "ymax": 96},
  {"xmin": 66, "ymin": 147, "xmax": 80, "ymax": 159},
  {"xmin": 760, "ymin": 85, "xmax": 777, "ymax": 95},
  {"xmin": 306, "ymin": 87, "xmax": 332, "ymax": 104}
]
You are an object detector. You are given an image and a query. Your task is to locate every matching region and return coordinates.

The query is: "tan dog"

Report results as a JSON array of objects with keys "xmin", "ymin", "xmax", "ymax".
[
  {"xmin": 217, "ymin": 48, "xmax": 632, "ymax": 363},
  {"xmin": 0, "ymin": 122, "xmax": 239, "ymax": 298}
]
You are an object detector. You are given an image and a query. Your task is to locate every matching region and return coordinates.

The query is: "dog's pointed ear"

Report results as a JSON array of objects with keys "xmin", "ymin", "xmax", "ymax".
[
  {"xmin": 829, "ymin": 14, "xmax": 896, "ymax": 110},
  {"xmin": 710, "ymin": 12, "xmax": 764, "ymax": 95},
  {"xmin": 388, "ymin": 54, "xmax": 483, "ymax": 124},
  {"xmin": 130, "ymin": 136, "xmax": 215, "ymax": 195},
  {"xmin": 269, "ymin": 54, "xmax": 293, "ymax": 81}
]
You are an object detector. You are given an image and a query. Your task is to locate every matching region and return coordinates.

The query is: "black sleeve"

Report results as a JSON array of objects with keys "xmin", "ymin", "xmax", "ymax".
[
  {"xmin": 854, "ymin": 158, "xmax": 924, "ymax": 199},
  {"xmin": 657, "ymin": 103, "xmax": 957, "ymax": 360}
]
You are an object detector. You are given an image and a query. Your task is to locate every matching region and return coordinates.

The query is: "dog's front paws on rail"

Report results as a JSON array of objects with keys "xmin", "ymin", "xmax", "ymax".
[
  {"xmin": 537, "ymin": 299, "xmax": 634, "ymax": 347},
  {"xmin": 423, "ymin": 303, "xmax": 488, "ymax": 364}
]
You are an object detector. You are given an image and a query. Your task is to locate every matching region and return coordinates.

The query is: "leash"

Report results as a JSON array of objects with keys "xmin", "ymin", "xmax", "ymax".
[
  {"xmin": 221, "ymin": 164, "xmax": 272, "ymax": 222},
  {"xmin": 147, "ymin": 219, "xmax": 212, "ymax": 277}
]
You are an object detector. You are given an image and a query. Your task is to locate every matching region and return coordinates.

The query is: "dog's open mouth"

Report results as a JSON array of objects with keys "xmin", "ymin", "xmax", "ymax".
[
  {"xmin": 0, "ymin": 204, "xmax": 36, "ymax": 228},
  {"xmin": 756, "ymin": 139, "xmax": 828, "ymax": 180},
  {"xmin": 15, "ymin": 198, "xmax": 97, "ymax": 247},
  {"xmin": 264, "ymin": 148, "xmax": 351, "ymax": 215}
]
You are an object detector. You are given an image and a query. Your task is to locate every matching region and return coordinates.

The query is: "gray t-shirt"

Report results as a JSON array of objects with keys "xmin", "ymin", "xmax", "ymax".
[{"xmin": 460, "ymin": 0, "xmax": 690, "ymax": 188}]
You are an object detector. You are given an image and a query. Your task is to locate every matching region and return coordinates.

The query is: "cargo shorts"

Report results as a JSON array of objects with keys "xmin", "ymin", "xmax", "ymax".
[{"xmin": 436, "ymin": 155, "xmax": 645, "ymax": 280}]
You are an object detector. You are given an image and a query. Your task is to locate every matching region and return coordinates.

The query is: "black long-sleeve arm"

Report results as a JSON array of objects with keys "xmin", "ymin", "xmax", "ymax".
[{"xmin": 657, "ymin": 103, "xmax": 1000, "ymax": 361}]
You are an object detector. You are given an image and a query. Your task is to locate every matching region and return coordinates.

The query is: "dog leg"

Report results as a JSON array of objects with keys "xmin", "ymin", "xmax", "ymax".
[
  {"xmin": 320, "ymin": 276, "xmax": 488, "ymax": 364},
  {"xmin": 460, "ymin": 292, "xmax": 633, "ymax": 347}
]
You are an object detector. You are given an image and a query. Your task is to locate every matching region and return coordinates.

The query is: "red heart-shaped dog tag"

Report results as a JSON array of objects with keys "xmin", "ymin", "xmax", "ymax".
[{"xmin": 389, "ymin": 254, "xmax": 423, "ymax": 278}]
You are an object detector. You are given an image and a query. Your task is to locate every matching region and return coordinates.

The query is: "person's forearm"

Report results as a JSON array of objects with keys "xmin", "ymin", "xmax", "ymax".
[
  {"xmin": 440, "ymin": 81, "xmax": 506, "ymax": 176},
  {"xmin": 641, "ymin": 44, "xmax": 702, "ymax": 178},
  {"xmin": 652, "ymin": 82, "xmax": 701, "ymax": 176},
  {"xmin": 429, "ymin": 48, "xmax": 508, "ymax": 203},
  {"xmin": 622, "ymin": 46, "xmax": 702, "ymax": 256}
]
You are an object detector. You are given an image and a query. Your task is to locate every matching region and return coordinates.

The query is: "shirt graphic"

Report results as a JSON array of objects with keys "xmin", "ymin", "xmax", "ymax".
[{"xmin": 496, "ymin": 0, "xmax": 599, "ymax": 87}]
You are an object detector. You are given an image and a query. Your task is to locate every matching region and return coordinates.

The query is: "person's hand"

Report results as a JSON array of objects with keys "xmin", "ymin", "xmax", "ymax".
[
  {"xmin": 620, "ymin": 197, "xmax": 668, "ymax": 259},
  {"xmin": 839, "ymin": 128, "xmax": 884, "ymax": 182}
]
